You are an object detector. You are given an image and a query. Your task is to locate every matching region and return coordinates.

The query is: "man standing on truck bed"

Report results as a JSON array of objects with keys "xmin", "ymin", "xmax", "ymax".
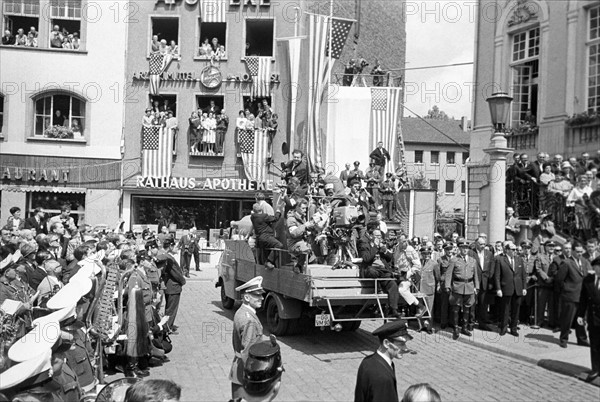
[
  {"xmin": 251, "ymin": 201, "xmax": 283, "ymax": 269},
  {"xmin": 286, "ymin": 199, "xmax": 315, "ymax": 274},
  {"xmin": 230, "ymin": 276, "xmax": 272, "ymax": 399}
]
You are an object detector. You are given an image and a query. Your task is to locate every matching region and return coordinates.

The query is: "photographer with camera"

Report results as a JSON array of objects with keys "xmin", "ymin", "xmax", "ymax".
[{"xmin": 358, "ymin": 224, "xmax": 401, "ymax": 318}]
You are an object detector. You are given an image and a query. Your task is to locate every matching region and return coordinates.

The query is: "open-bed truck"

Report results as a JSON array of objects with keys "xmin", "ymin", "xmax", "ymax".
[{"xmin": 216, "ymin": 240, "xmax": 396, "ymax": 335}]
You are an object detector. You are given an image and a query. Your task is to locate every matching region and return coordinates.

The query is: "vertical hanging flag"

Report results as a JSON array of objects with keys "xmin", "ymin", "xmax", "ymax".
[
  {"xmin": 325, "ymin": 18, "xmax": 353, "ymax": 59},
  {"xmin": 245, "ymin": 56, "xmax": 271, "ymax": 100},
  {"xmin": 276, "ymin": 36, "xmax": 304, "ymax": 153},
  {"xmin": 142, "ymin": 125, "xmax": 174, "ymax": 178},
  {"xmin": 370, "ymin": 87, "xmax": 401, "ymax": 175},
  {"xmin": 238, "ymin": 128, "xmax": 269, "ymax": 182},
  {"xmin": 149, "ymin": 52, "xmax": 174, "ymax": 96},
  {"xmin": 201, "ymin": 0, "xmax": 226, "ymax": 22}
]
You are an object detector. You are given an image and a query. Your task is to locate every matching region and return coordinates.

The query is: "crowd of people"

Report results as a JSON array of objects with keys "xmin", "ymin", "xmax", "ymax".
[
  {"xmin": 0, "ymin": 203, "xmax": 190, "ymax": 399},
  {"xmin": 151, "ymin": 36, "xmax": 181, "ymax": 59},
  {"xmin": 342, "ymin": 58, "xmax": 390, "ymax": 87},
  {"xmin": 507, "ymin": 150, "xmax": 600, "ymax": 242},
  {"xmin": 2, "ymin": 25, "xmax": 80, "ymax": 49},
  {"xmin": 188, "ymin": 100, "xmax": 229, "ymax": 155},
  {"xmin": 199, "ymin": 37, "xmax": 226, "ymax": 60}
]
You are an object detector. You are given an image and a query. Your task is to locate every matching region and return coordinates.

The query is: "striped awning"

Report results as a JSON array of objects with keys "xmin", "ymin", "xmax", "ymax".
[{"xmin": 0, "ymin": 185, "xmax": 86, "ymax": 194}]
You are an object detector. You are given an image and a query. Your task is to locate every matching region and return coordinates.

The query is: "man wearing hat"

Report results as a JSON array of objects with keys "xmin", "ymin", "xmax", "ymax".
[
  {"xmin": 230, "ymin": 276, "xmax": 272, "ymax": 399},
  {"xmin": 159, "ymin": 238, "xmax": 186, "ymax": 332},
  {"xmin": 354, "ymin": 319, "xmax": 413, "ymax": 402},
  {"xmin": 435, "ymin": 242, "xmax": 454, "ymax": 328},
  {"xmin": 365, "ymin": 161, "xmax": 382, "ymax": 206},
  {"xmin": 239, "ymin": 339, "xmax": 284, "ymax": 401},
  {"xmin": 445, "ymin": 238, "xmax": 479, "ymax": 339},
  {"xmin": 534, "ymin": 240, "xmax": 557, "ymax": 327},
  {"xmin": 494, "ymin": 241, "xmax": 527, "ymax": 336},
  {"xmin": 347, "ymin": 161, "xmax": 365, "ymax": 187}
]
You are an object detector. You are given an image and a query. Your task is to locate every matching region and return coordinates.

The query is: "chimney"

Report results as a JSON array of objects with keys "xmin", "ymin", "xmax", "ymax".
[{"xmin": 460, "ymin": 116, "xmax": 469, "ymax": 132}]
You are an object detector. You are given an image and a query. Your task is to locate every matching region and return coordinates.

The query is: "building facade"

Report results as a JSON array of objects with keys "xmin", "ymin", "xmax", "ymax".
[
  {"xmin": 0, "ymin": 0, "xmax": 127, "ymax": 226},
  {"xmin": 468, "ymin": 0, "xmax": 600, "ymax": 239},
  {"xmin": 121, "ymin": 0, "xmax": 407, "ymax": 235},
  {"xmin": 402, "ymin": 117, "xmax": 470, "ymax": 215}
]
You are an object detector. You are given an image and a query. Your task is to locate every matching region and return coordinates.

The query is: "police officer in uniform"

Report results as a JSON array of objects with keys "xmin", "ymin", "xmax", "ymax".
[
  {"xmin": 230, "ymin": 276, "xmax": 274, "ymax": 399},
  {"xmin": 435, "ymin": 243, "xmax": 454, "ymax": 328},
  {"xmin": 354, "ymin": 319, "xmax": 414, "ymax": 402},
  {"xmin": 445, "ymin": 238, "xmax": 479, "ymax": 340}
]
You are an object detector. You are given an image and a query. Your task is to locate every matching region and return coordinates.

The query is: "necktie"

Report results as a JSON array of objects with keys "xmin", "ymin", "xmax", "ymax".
[{"xmin": 391, "ymin": 362, "xmax": 396, "ymax": 371}]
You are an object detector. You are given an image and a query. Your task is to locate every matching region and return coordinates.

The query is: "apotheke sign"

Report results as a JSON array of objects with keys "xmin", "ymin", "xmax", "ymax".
[{"xmin": 136, "ymin": 176, "xmax": 274, "ymax": 191}]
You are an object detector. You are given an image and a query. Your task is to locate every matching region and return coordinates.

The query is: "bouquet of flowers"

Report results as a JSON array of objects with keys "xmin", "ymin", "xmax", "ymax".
[{"xmin": 44, "ymin": 125, "xmax": 74, "ymax": 139}]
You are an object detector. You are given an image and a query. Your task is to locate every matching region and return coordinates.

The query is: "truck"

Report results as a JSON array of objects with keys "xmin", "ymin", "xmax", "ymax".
[{"xmin": 215, "ymin": 189, "xmax": 437, "ymax": 336}]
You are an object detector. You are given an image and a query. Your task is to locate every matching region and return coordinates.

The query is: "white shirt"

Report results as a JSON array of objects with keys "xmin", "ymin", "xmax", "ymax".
[
  {"xmin": 377, "ymin": 350, "xmax": 393, "ymax": 368},
  {"xmin": 379, "ymin": 221, "xmax": 388, "ymax": 235},
  {"xmin": 477, "ymin": 249, "xmax": 485, "ymax": 270}
]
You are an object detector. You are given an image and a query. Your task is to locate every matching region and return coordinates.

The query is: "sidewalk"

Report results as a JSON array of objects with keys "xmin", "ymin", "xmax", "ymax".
[{"xmin": 429, "ymin": 323, "xmax": 598, "ymax": 385}]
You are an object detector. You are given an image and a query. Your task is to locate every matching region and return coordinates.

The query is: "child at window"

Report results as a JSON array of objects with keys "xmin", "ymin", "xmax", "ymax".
[
  {"xmin": 214, "ymin": 45, "xmax": 226, "ymax": 60},
  {"xmin": 71, "ymin": 119, "xmax": 83, "ymax": 138},
  {"xmin": 199, "ymin": 38, "xmax": 212, "ymax": 57},
  {"xmin": 62, "ymin": 34, "xmax": 74, "ymax": 50}
]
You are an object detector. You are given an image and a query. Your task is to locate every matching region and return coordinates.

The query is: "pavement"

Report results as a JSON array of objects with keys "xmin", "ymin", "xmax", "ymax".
[{"xmin": 104, "ymin": 264, "xmax": 600, "ymax": 401}]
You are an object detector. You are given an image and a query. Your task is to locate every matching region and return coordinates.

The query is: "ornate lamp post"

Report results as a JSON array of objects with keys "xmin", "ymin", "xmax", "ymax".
[{"xmin": 484, "ymin": 92, "xmax": 514, "ymax": 243}]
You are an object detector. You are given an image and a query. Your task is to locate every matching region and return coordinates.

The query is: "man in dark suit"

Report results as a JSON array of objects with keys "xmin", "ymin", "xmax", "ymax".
[
  {"xmin": 470, "ymin": 236, "xmax": 495, "ymax": 331},
  {"xmin": 24, "ymin": 207, "xmax": 46, "ymax": 235},
  {"xmin": 160, "ymin": 238, "xmax": 186, "ymax": 332},
  {"xmin": 555, "ymin": 243, "xmax": 590, "ymax": 348},
  {"xmin": 281, "ymin": 149, "xmax": 309, "ymax": 187},
  {"xmin": 584, "ymin": 239, "xmax": 599, "ymax": 263},
  {"xmin": 251, "ymin": 203, "xmax": 283, "ymax": 269},
  {"xmin": 355, "ymin": 319, "xmax": 413, "ymax": 402},
  {"xmin": 577, "ymin": 257, "xmax": 600, "ymax": 382},
  {"xmin": 495, "ymin": 241, "xmax": 527, "ymax": 336},
  {"xmin": 177, "ymin": 229, "xmax": 198, "ymax": 278},
  {"xmin": 535, "ymin": 241, "xmax": 558, "ymax": 327},
  {"xmin": 369, "ymin": 141, "xmax": 391, "ymax": 174},
  {"xmin": 358, "ymin": 226, "xmax": 401, "ymax": 318}
]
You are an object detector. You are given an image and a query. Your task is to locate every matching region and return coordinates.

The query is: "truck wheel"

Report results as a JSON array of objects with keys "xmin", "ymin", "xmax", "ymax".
[
  {"xmin": 342, "ymin": 321, "xmax": 361, "ymax": 331},
  {"xmin": 266, "ymin": 298, "xmax": 289, "ymax": 336},
  {"xmin": 221, "ymin": 286, "xmax": 235, "ymax": 310}
]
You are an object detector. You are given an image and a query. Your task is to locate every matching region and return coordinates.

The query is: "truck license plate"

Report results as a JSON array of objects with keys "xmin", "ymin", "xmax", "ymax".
[{"xmin": 315, "ymin": 313, "xmax": 331, "ymax": 327}]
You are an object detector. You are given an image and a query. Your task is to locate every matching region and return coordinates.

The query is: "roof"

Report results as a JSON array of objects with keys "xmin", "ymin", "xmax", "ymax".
[{"xmin": 401, "ymin": 117, "xmax": 471, "ymax": 146}]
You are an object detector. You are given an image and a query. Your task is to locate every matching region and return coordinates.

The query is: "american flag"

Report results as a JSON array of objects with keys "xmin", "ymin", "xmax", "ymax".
[
  {"xmin": 239, "ymin": 128, "xmax": 269, "ymax": 182},
  {"xmin": 142, "ymin": 125, "xmax": 173, "ymax": 178},
  {"xmin": 201, "ymin": 0, "xmax": 226, "ymax": 22},
  {"xmin": 371, "ymin": 88, "xmax": 401, "ymax": 176},
  {"xmin": 325, "ymin": 18, "xmax": 353, "ymax": 59},
  {"xmin": 245, "ymin": 56, "xmax": 271, "ymax": 99},
  {"xmin": 149, "ymin": 52, "xmax": 173, "ymax": 96}
]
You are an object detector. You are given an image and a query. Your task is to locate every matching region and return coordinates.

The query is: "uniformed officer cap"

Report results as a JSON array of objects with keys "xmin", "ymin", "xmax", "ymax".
[
  {"xmin": 0, "ymin": 349, "xmax": 52, "ymax": 392},
  {"xmin": 419, "ymin": 247, "xmax": 432, "ymax": 254},
  {"xmin": 145, "ymin": 239, "xmax": 159, "ymax": 249},
  {"xmin": 457, "ymin": 238, "xmax": 469, "ymax": 247},
  {"xmin": 244, "ymin": 340, "xmax": 283, "ymax": 396},
  {"xmin": 236, "ymin": 276, "xmax": 264, "ymax": 294},
  {"xmin": 520, "ymin": 240, "xmax": 533, "ymax": 248},
  {"xmin": 162, "ymin": 238, "xmax": 175, "ymax": 248},
  {"xmin": 443, "ymin": 243, "xmax": 454, "ymax": 250},
  {"xmin": 543, "ymin": 240, "xmax": 556, "ymax": 247},
  {"xmin": 372, "ymin": 319, "xmax": 413, "ymax": 342},
  {"xmin": 350, "ymin": 179, "xmax": 361, "ymax": 187}
]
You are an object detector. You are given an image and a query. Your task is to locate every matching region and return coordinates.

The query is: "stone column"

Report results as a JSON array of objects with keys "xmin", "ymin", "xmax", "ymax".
[{"xmin": 484, "ymin": 133, "xmax": 513, "ymax": 244}]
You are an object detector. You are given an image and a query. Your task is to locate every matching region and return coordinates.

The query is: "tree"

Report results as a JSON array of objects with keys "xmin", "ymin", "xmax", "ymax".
[{"xmin": 426, "ymin": 105, "xmax": 449, "ymax": 120}]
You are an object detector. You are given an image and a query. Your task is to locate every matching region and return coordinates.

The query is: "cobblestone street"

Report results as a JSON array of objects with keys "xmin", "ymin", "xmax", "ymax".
[{"xmin": 125, "ymin": 278, "xmax": 600, "ymax": 402}]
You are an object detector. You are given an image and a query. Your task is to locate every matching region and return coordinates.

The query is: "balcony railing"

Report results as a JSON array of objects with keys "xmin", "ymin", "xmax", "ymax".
[
  {"xmin": 506, "ymin": 126, "xmax": 538, "ymax": 150},
  {"xmin": 565, "ymin": 122, "xmax": 600, "ymax": 150}
]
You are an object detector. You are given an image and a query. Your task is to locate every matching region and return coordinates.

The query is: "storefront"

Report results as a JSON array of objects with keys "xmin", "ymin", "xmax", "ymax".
[
  {"xmin": 0, "ymin": 155, "xmax": 121, "ymax": 227},
  {"xmin": 123, "ymin": 175, "xmax": 276, "ymax": 238}
]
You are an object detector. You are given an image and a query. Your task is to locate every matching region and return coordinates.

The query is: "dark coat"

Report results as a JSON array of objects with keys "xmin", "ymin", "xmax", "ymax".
[
  {"xmin": 470, "ymin": 249, "xmax": 495, "ymax": 291},
  {"xmin": 251, "ymin": 212, "xmax": 281, "ymax": 239},
  {"xmin": 357, "ymin": 238, "xmax": 393, "ymax": 273},
  {"xmin": 354, "ymin": 353, "xmax": 398, "ymax": 402},
  {"xmin": 578, "ymin": 273, "xmax": 600, "ymax": 326},
  {"xmin": 283, "ymin": 160, "xmax": 309, "ymax": 186},
  {"xmin": 28, "ymin": 265, "xmax": 49, "ymax": 291},
  {"xmin": 494, "ymin": 254, "xmax": 527, "ymax": 296},
  {"xmin": 555, "ymin": 257, "xmax": 590, "ymax": 302},
  {"xmin": 369, "ymin": 148, "xmax": 391, "ymax": 167},
  {"xmin": 24, "ymin": 216, "xmax": 46, "ymax": 234},
  {"xmin": 163, "ymin": 255, "xmax": 186, "ymax": 295}
]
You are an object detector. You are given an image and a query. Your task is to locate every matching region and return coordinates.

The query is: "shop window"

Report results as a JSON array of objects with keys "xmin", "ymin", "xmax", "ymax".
[
  {"xmin": 245, "ymin": 19, "xmax": 274, "ymax": 57},
  {"xmin": 149, "ymin": 94, "xmax": 177, "ymax": 117},
  {"xmin": 0, "ymin": 94, "xmax": 4, "ymax": 136},
  {"xmin": 49, "ymin": 0, "xmax": 82, "ymax": 50},
  {"xmin": 430, "ymin": 179, "xmax": 439, "ymax": 191},
  {"xmin": 445, "ymin": 180, "xmax": 454, "ymax": 194},
  {"xmin": 28, "ymin": 192, "xmax": 85, "ymax": 225},
  {"xmin": 414, "ymin": 150, "xmax": 423, "ymax": 164},
  {"xmin": 34, "ymin": 93, "xmax": 85, "ymax": 139},
  {"xmin": 3, "ymin": 0, "xmax": 40, "ymax": 47},
  {"xmin": 150, "ymin": 17, "xmax": 179, "ymax": 55},
  {"xmin": 430, "ymin": 151, "xmax": 439, "ymax": 164},
  {"xmin": 198, "ymin": 21, "xmax": 226, "ymax": 59},
  {"xmin": 446, "ymin": 151, "xmax": 455, "ymax": 165}
]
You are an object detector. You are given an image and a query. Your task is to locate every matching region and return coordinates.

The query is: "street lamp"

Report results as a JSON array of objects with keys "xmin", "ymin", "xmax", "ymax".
[{"xmin": 483, "ymin": 91, "xmax": 514, "ymax": 243}]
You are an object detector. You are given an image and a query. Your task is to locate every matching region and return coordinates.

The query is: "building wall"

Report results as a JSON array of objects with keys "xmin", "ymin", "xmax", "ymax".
[
  {"xmin": 0, "ymin": 0, "xmax": 128, "ymax": 160},
  {"xmin": 468, "ymin": 0, "xmax": 598, "ymax": 237},
  {"xmin": 404, "ymin": 143, "xmax": 468, "ymax": 214}
]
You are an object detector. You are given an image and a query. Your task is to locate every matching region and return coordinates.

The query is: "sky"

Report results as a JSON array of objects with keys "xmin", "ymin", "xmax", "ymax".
[{"xmin": 404, "ymin": 1, "xmax": 476, "ymax": 121}]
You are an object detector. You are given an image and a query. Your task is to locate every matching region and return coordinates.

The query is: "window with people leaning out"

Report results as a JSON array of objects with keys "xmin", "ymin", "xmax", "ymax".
[
  {"xmin": 150, "ymin": 17, "xmax": 180, "ymax": 58},
  {"xmin": 34, "ymin": 93, "xmax": 85, "ymax": 140},
  {"xmin": 245, "ymin": 19, "xmax": 274, "ymax": 57},
  {"xmin": 2, "ymin": 0, "xmax": 82, "ymax": 50},
  {"xmin": 198, "ymin": 22, "xmax": 226, "ymax": 60},
  {"xmin": 189, "ymin": 96, "xmax": 228, "ymax": 156}
]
